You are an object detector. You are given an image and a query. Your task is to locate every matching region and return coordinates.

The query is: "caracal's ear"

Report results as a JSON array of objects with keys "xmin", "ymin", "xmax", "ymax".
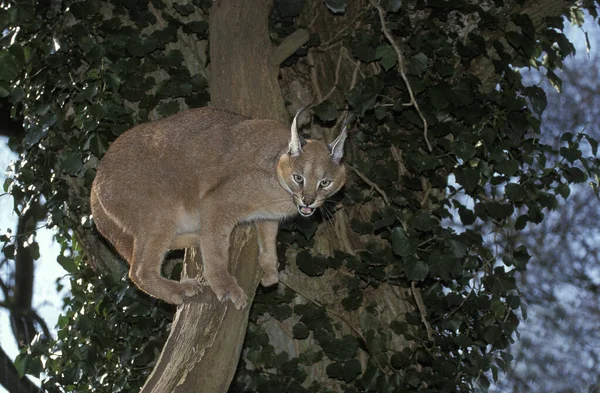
[
  {"xmin": 328, "ymin": 114, "xmax": 351, "ymax": 165},
  {"xmin": 288, "ymin": 107, "xmax": 304, "ymax": 157}
]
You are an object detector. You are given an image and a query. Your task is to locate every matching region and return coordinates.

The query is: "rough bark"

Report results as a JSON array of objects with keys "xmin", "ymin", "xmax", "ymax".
[{"xmin": 140, "ymin": 1, "xmax": 305, "ymax": 392}]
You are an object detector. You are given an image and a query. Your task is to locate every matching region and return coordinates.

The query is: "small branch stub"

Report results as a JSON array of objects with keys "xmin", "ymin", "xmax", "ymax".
[{"xmin": 273, "ymin": 29, "xmax": 310, "ymax": 66}]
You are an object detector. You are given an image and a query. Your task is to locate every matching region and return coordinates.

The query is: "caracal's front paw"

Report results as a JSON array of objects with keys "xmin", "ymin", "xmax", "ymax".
[
  {"xmin": 260, "ymin": 271, "xmax": 279, "ymax": 287},
  {"xmin": 212, "ymin": 280, "xmax": 248, "ymax": 310},
  {"xmin": 168, "ymin": 278, "xmax": 202, "ymax": 305}
]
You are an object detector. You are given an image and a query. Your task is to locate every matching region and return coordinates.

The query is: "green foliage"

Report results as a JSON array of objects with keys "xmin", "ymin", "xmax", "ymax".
[
  {"xmin": 2, "ymin": 0, "xmax": 600, "ymax": 392},
  {"xmin": 237, "ymin": 1, "xmax": 599, "ymax": 393},
  {"xmin": 1, "ymin": 0, "xmax": 209, "ymax": 390}
]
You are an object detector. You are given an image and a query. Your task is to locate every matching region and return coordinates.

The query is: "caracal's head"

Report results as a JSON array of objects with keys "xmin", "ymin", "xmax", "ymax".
[{"xmin": 277, "ymin": 111, "xmax": 349, "ymax": 217}]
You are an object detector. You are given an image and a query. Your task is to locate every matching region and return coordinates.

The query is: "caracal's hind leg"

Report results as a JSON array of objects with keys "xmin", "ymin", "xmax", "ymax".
[{"xmin": 129, "ymin": 232, "xmax": 201, "ymax": 305}]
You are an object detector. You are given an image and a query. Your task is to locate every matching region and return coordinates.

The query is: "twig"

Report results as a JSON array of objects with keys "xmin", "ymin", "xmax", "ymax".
[
  {"xmin": 349, "ymin": 165, "xmax": 390, "ymax": 205},
  {"xmin": 370, "ymin": 0, "xmax": 432, "ymax": 151},
  {"xmin": 420, "ymin": 178, "xmax": 432, "ymax": 207},
  {"xmin": 411, "ymin": 282, "xmax": 433, "ymax": 341},
  {"xmin": 344, "ymin": 50, "xmax": 365, "ymax": 84}
]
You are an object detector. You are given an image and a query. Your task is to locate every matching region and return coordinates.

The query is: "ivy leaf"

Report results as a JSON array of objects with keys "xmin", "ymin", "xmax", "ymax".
[
  {"xmin": 454, "ymin": 167, "xmax": 480, "ymax": 193},
  {"xmin": 485, "ymin": 202, "xmax": 514, "ymax": 220},
  {"xmin": 59, "ymin": 151, "xmax": 83, "ymax": 176},
  {"xmin": 325, "ymin": 359, "xmax": 361, "ymax": 382},
  {"xmin": 512, "ymin": 14, "xmax": 535, "ymax": 39},
  {"xmin": 74, "ymin": 85, "xmax": 98, "ymax": 103},
  {"xmin": 0, "ymin": 81, "xmax": 10, "ymax": 98},
  {"xmin": 84, "ymin": 133, "xmax": 108, "ymax": 158},
  {"xmin": 293, "ymin": 323, "xmax": 310, "ymax": 340},
  {"xmin": 584, "ymin": 135, "xmax": 598, "ymax": 156},
  {"xmin": 559, "ymin": 146, "xmax": 581, "ymax": 163},
  {"xmin": 57, "ymin": 255, "xmax": 77, "ymax": 273},
  {"xmin": 494, "ymin": 160, "xmax": 519, "ymax": 177},
  {"xmin": 407, "ymin": 52, "xmax": 427, "ymax": 77},
  {"xmin": 513, "ymin": 246, "xmax": 531, "ymax": 271},
  {"xmin": 524, "ymin": 86, "xmax": 547, "ymax": 116},
  {"xmin": 26, "ymin": 241, "xmax": 40, "ymax": 260},
  {"xmin": 186, "ymin": 21, "xmax": 208, "ymax": 35},
  {"xmin": 322, "ymin": 335, "xmax": 359, "ymax": 362},
  {"xmin": 0, "ymin": 51, "xmax": 20, "ymax": 81},
  {"xmin": 505, "ymin": 183, "xmax": 526, "ymax": 202},
  {"xmin": 555, "ymin": 183, "xmax": 570, "ymax": 199},
  {"xmin": 3, "ymin": 244, "xmax": 15, "ymax": 260},
  {"xmin": 452, "ymin": 80, "xmax": 474, "ymax": 106},
  {"xmin": 272, "ymin": 304, "xmax": 292, "ymax": 321},
  {"xmin": 23, "ymin": 124, "xmax": 47, "ymax": 150},
  {"xmin": 156, "ymin": 100, "xmax": 180, "ymax": 117},
  {"xmin": 296, "ymin": 250, "xmax": 326, "ymax": 276},
  {"xmin": 375, "ymin": 44, "xmax": 397, "ymax": 71},
  {"xmin": 173, "ymin": 3, "xmax": 195, "ymax": 15},
  {"xmin": 347, "ymin": 76, "xmax": 384, "ymax": 115},
  {"xmin": 448, "ymin": 239, "xmax": 468, "ymax": 258},
  {"xmin": 514, "ymin": 215, "xmax": 529, "ymax": 230},
  {"xmin": 404, "ymin": 259, "xmax": 429, "ymax": 281},
  {"xmin": 562, "ymin": 167, "xmax": 586, "ymax": 183},
  {"xmin": 547, "ymin": 69, "xmax": 562, "ymax": 93},
  {"xmin": 458, "ymin": 206, "xmax": 476, "ymax": 225},
  {"xmin": 313, "ymin": 100, "xmax": 338, "ymax": 121},
  {"xmin": 341, "ymin": 288, "xmax": 363, "ymax": 311},
  {"xmin": 391, "ymin": 227, "xmax": 416, "ymax": 257},
  {"xmin": 381, "ymin": 0, "xmax": 402, "ymax": 12},
  {"xmin": 14, "ymin": 353, "xmax": 30, "ymax": 378},
  {"xmin": 483, "ymin": 325, "xmax": 501, "ymax": 344},
  {"xmin": 323, "ymin": 0, "xmax": 346, "ymax": 14}
]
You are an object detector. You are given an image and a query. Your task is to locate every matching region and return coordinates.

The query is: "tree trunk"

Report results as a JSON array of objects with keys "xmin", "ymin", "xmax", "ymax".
[{"xmin": 140, "ymin": 1, "xmax": 306, "ymax": 391}]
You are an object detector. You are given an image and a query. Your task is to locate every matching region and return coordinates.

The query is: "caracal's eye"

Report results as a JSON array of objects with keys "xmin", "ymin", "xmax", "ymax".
[
  {"xmin": 320, "ymin": 179, "xmax": 332, "ymax": 188},
  {"xmin": 293, "ymin": 174, "xmax": 304, "ymax": 184}
]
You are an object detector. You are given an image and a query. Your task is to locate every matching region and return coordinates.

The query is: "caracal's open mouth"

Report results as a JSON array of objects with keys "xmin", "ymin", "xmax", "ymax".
[{"xmin": 298, "ymin": 205, "xmax": 316, "ymax": 217}]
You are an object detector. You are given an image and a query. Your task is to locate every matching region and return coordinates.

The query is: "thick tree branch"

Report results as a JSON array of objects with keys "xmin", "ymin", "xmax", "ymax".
[
  {"xmin": 12, "ymin": 199, "xmax": 46, "ymax": 347},
  {"xmin": 142, "ymin": 0, "xmax": 289, "ymax": 391},
  {"xmin": 273, "ymin": 29, "xmax": 310, "ymax": 66},
  {"xmin": 141, "ymin": 232, "xmax": 261, "ymax": 392}
]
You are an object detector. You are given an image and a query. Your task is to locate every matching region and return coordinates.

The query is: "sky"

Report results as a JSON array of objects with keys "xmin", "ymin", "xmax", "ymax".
[{"xmin": 0, "ymin": 137, "xmax": 68, "ymax": 392}]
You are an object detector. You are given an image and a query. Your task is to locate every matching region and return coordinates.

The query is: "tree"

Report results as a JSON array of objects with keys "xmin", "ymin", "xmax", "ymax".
[
  {"xmin": 1, "ymin": 97, "xmax": 51, "ymax": 393},
  {"xmin": 492, "ymin": 19, "xmax": 600, "ymax": 393},
  {"xmin": 0, "ymin": 0, "xmax": 598, "ymax": 392}
]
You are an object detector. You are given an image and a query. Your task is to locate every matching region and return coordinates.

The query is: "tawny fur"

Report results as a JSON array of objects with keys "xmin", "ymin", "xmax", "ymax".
[{"xmin": 91, "ymin": 107, "xmax": 347, "ymax": 309}]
